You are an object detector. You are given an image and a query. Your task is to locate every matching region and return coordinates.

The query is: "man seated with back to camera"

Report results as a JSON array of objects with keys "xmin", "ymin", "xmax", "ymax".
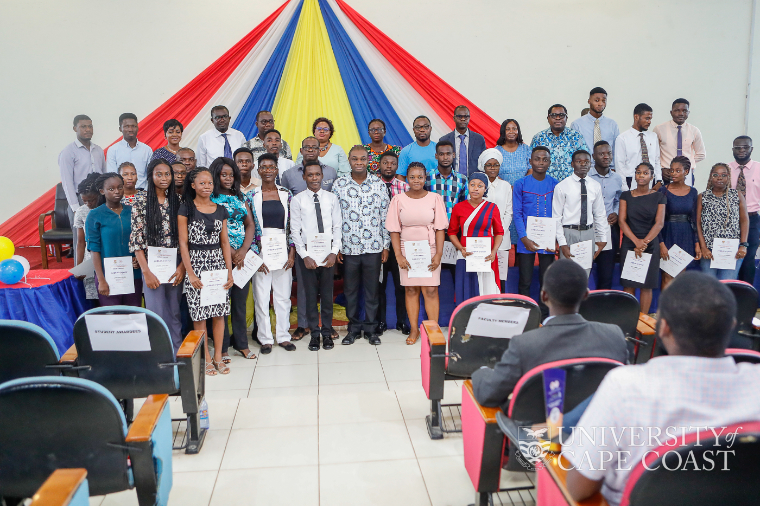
[
  {"xmin": 471, "ymin": 259, "xmax": 628, "ymax": 410},
  {"xmin": 564, "ymin": 271, "xmax": 760, "ymax": 506}
]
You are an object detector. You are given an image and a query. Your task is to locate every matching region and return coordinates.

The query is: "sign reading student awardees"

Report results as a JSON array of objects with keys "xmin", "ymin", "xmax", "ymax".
[
  {"xmin": 464, "ymin": 304, "xmax": 531, "ymax": 339},
  {"xmin": 85, "ymin": 313, "xmax": 151, "ymax": 352}
]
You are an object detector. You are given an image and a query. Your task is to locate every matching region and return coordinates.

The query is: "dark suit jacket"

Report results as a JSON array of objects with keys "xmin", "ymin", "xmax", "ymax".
[
  {"xmin": 471, "ymin": 314, "xmax": 627, "ymax": 410},
  {"xmin": 439, "ymin": 130, "xmax": 487, "ymax": 177}
]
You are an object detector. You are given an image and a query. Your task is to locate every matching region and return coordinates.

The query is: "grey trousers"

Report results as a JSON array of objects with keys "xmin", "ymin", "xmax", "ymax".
[
  {"xmin": 559, "ymin": 227, "xmax": 597, "ymax": 275},
  {"xmin": 67, "ymin": 205, "xmax": 78, "ymax": 265},
  {"xmin": 143, "ymin": 275, "xmax": 184, "ymax": 354}
]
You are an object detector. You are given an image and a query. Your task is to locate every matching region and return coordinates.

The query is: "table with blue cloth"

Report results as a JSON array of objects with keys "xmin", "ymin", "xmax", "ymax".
[{"xmin": 0, "ymin": 269, "xmax": 93, "ymax": 354}]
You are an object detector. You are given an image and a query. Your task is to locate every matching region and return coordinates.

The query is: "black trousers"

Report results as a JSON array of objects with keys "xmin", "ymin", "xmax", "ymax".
[
  {"xmin": 343, "ymin": 252, "xmax": 382, "ymax": 334},
  {"xmin": 213, "ymin": 280, "xmax": 250, "ymax": 353},
  {"xmin": 379, "ymin": 243, "xmax": 408, "ymax": 326},
  {"xmin": 594, "ymin": 224, "xmax": 620, "ymax": 290},
  {"xmin": 298, "ymin": 256, "xmax": 335, "ymax": 338},
  {"xmin": 517, "ymin": 252, "xmax": 555, "ymax": 318}
]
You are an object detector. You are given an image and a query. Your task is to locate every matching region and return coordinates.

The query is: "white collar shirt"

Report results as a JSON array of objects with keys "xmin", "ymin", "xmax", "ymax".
[
  {"xmin": 289, "ymin": 188, "xmax": 342, "ymax": 260},
  {"xmin": 563, "ymin": 356, "xmax": 760, "ymax": 506},
  {"xmin": 614, "ymin": 128, "xmax": 662, "ymax": 189},
  {"xmin": 196, "ymin": 127, "xmax": 246, "ymax": 168},
  {"xmin": 485, "ymin": 177, "xmax": 513, "ymax": 250},
  {"xmin": 552, "ymin": 173, "xmax": 608, "ymax": 246}
]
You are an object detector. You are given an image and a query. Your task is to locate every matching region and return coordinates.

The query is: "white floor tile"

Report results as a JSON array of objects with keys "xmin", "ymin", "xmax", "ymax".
[
  {"xmin": 89, "ymin": 496, "xmax": 105, "ymax": 506},
  {"xmin": 221, "ymin": 426, "xmax": 318, "ymax": 469},
  {"xmin": 205, "ymin": 389, "xmax": 249, "ymax": 400},
  {"xmin": 381, "ymin": 358, "xmax": 420, "ymax": 382},
  {"xmin": 319, "ymin": 382, "xmax": 388, "ymax": 396},
  {"xmin": 377, "ymin": 341, "xmax": 421, "ymax": 361},
  {"xmin": 417, "ymin": 456, "xmax": 474, "ymax": 506},
  {"xmin": 395, "ymin": 388, "xmax": 432, "ymax": 421},
  {"xmin": 203, "ymin": 398, "xmax": 240, "ymax": 430},
  {"xmin": 211, "ymin": 466, "xmax": 319, "ymax": 506},
  {"xmin": 249, "ymin": 363, "xmax": 318, "ymax": 389},
  {"xmin": 234, "ymin": 395, "xmax": 317, "ymax": 429},
  {"xmin": 406, "ymin": 419, "xmax": 464, "ymax": 458},
  {"xmin": 377, "ymin": 330, "xmax": 413, "ymax": 345},
  {"xmin": 254, "ymin": 345, "xmax": 318, "ymax": 366},
  {"xmin": 221, "ymin": 352, "xmax": 258, "ymax": 368},
  {"xmin": 205, "ymin": 367, "xmax": 254, "ymax": 391},
  {"xmin": 320, "ymin": 459, "xmax": 431, "ymax": 506},
  {"xmin": 99, "ymin": 489, "xmax": 137, "ymax": 506},
  {"xmin": 318, "ymin": 341, "xmax": 380, "ymax": 363},
  {"xmin": 319, "ymin": 359, "xmax": 386, "ymax": 385},
  {"xmin": 247, "ymin": 385, "xmax": 319, "ymax": 397},
  {"xmin": 388, "ymin": 380, "xmax": 423, "ymax": 392},
  {"xmin": 168, "ymin": 470, "xmax": 219, "ymax": 506},
  {"xmin": 319, "ymin": 420, "xmax": 416, "ymax": 464},
  {"xmin": 172, "ymin": 429, "xmax": 230, "ymax": 472},
  {"xmin": 318, "ymin": 391, "xmax": 404, "ymax": 425}
]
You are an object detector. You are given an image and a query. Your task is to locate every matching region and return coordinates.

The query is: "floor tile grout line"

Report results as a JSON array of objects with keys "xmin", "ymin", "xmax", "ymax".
[
  {"xmin": 396, "ymin": 390, "xmax": 435, "ymax": 506},
  {"xmin": 206, "ymin": 399, "xmax": 241, "ymax": 506}
]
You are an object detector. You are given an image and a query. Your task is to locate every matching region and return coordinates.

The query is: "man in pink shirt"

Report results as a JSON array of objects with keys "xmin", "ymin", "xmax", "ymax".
[
  {"xmin": 653, "ymin": 98, "xmax": 706, "ymax": 186},
  {"xmin": 730, "ymin": 135, "xmax": 760, "ymax": 283}
]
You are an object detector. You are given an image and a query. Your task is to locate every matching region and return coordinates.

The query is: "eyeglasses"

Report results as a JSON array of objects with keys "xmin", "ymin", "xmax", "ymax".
[
  {"xmin": 413, "ymin": 124, "xmax": 431, "ymax": 131},
  {"xmin": 368, "ymin": 128, "xmax": 385, "ymax": 134},
  {"xmin": 258, "ymin": 119, "xmax": 274, "ymax": 125},
  {"xmin": 454, "ymin": 115, "xmax": 470, "ymax": 120},
  {"xmin": 315, "ymin": 127, "xmax": 331, "ymax": 133},
  {"xmin": 484, "ymin": 162, "xmax": 501, "ymax": 169},
  {"xmin": 711, "ymin": 173, "xmax": 729, "ymax": 179},
  {"xmin": 549, "ymin": 113, "xmax": 567, "ymax": 119},
  {"xmin": 213, "ymin": 114, "xmax": 230, "ymax": 121},
  {"xmin": 302, "ymin": 145, "xmax": 319, "ymax": 151}
]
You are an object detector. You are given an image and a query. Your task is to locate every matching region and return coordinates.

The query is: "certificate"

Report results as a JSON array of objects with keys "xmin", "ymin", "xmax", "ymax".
[
  {"xmin": 711, "ymin": 238, "xmax": 739, "ymax": 270},
  {"xmin": 497, "ymin": 250, "xmax": 509, "ymax": 281},
  {"xmin": 200, "ymin": 270, "xmax": 227, "ymax": 307},
  {"xmin": 306, "ymin": 233, "xmax": 332, "ymax": 266},
  {"xmin": 147, "ymin": 246, "xmax": 177, "ymax": 284},
  {"xmin": 405, "ymin": 240, "xmax": 432, "ymax": 278},
  {"xmin": 660, "ymin": 244, "xmax": 694, "ymax": 278},
  {"xmin": 261, "ymin": 233, "xmax": 288, "ymax": 270},
  {"xmin": 104, "ymin": 256, "xmax": 135, "ymax": 296},
  {"xmin": 602, "ymin": 224, "xmax": 612, "ymax": 252},
  {"xmin": 569, "ymin": 240, "xmax": 593, "ymax": 270},
  {"xmin": 526, "ymin": 217, "xmax": 556, "ymax": 251},
  {"xmin": 232, "ymin": 250, "xmax": 264, "ymax": 289},
  {"xmin": 620, "ymin": 251, "xmax": 652, "ymax": 284},
  {"xmin": 441, "ymin": 241, "xmax": 458, "ymax": 265},
  {"xmin": 466, "ymin": 237, "xmax": 492, "ymax": 272}
]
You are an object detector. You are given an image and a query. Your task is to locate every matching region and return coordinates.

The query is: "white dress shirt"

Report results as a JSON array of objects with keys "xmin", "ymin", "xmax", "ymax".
[
  {"xmin": 106, "ymin": 138, "xmax": 153, "ymax": 189},
  {"xmin": 289, "ymin": 188, "xmax": 342, "ymax": 260},
  {"xmin": 485, "ymin": 177, "xmax": 513, "ymax": 250},
  {"xmin": 196, "ymin": 127, "xmax": 246, "ymax": 168},
  {"xmin": 563, "ymin": 356, "xmax": 760, "ymax": 506},
  {"xmin": 552, "ymin": 174, "xmax": 607, "ymax": 246},
  {"xmin": 614, "ymin": 128, "xmax": 662, "ymax": 190}
]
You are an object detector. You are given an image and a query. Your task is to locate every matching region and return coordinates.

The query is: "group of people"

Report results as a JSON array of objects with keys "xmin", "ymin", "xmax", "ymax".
[{"xmin": 58, "ymin": 87, "xmax": 758, "ymax": 375}]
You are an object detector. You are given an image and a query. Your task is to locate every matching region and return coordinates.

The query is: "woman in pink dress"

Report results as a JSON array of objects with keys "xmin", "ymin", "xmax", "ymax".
[{"xmin": 386, "ymin": 162, "xmax": 449, "ymax": 345}]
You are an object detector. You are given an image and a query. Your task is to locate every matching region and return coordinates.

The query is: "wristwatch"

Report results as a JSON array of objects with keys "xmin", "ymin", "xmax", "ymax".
[{"xmin": 740, "ymin": 242, "xmax": 749, "ymax": 248}]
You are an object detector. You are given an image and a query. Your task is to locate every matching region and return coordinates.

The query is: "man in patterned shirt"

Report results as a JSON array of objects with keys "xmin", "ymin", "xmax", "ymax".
[
  {"xmin": 425, "ymin": 140, "xmax": 468, "ymax": 220},
  {"xmin": 243, "ymin": 110, "xmax": 293, "ymax": 160},
  {"xmin": 531, "ymin": 104, "xmax": 588, "ymax": 182},
  {"xmin": 333, "ymin": 146, "xmax": 390, "ymax": 346}
]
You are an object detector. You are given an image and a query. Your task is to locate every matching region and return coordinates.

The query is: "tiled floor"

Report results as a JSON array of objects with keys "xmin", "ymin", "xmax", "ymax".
[{"xmin": 92, "ymin": 329, "xmax": 534, "ymax": 506}]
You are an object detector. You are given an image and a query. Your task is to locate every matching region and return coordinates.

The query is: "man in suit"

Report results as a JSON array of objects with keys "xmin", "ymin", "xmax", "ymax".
[
  {"xmin": 439, "ymin": 105, "xmax": 487, "ymax": 177},
  {"xmin": 471, "ymin": 259, "xmax": 627, "ymax": 410}
]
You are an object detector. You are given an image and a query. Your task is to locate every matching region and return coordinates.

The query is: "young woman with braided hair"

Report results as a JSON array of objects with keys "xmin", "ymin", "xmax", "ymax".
[
  {"xmin": 72, "ymin": 172, "xmax": 102, "ymax": 300},
  {"xmin": 130, "ymin": 158, "xmax": 186, "ymax": 354}
]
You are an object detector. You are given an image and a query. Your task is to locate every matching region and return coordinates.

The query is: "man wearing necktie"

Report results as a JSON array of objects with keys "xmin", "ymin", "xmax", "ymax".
[
  {"xmin": 654, "ymin": 98, "xmax": 707, "ymax": 187},
  {"xmin": 289, "ymin": 161, "xmax": 343, "ymax": 351},
  {"xmin": 439, "ymin": 105, "xmax": 487, "ymax": 177},
  {"xmin": 196, "ymin": 105, "xmax": 246, "ymax": 168},
  {"xmin": 553, "ymin": 150, "xmax": 608, "ymax": 275},
  {"xmin": 730, "ymin": 136, "xmax": 760, "ymax": 284}
]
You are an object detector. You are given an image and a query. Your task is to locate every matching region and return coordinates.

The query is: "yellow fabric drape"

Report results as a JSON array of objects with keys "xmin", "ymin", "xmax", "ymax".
[{"xmin": 272, "ymin": 0, "xmax": 361, "ymax": 153}]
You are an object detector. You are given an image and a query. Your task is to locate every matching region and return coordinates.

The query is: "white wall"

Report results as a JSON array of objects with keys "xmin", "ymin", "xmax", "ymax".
[{"xmin": 0, "ymin": 0, "xmax": 756, "ymax": 222}]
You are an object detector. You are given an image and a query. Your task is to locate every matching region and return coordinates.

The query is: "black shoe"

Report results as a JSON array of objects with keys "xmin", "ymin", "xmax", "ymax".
[
  {"xmin": 396, "ymin": 322, "xmax": 411, "ymax": 335},
  {"xmin": 367, "ymin": 334, "xmax": 381, "ymax": 345},
  {"xmin": 377, "ymin": 321, "xmax": 388, "ymax": 335},
  {"xmin": 279, "ymin": 341, "xmax": 296, "ymax": 351},
  {"xmin": 308, "ymin": 335, "xmax": 321, "ymax": 351},
  {"xmin": 260, "ymin": 344, "xmax": 272, "ymax": 354},
  {"xmin": 342, "ymin": 332, "xmax": 361, "ymax": 345},
  {"xmin": 322, "ymin": 336, "xmax": 334, "ymax": 350}
]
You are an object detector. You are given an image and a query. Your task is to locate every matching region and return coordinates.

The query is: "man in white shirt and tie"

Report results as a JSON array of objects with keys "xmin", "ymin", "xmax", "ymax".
[
  {"xmin": 290, "ymin": 161, "xmax": 342, "ymax": 352},
  {"xmin": 196, "ymin": 105, "xmax": 246, "ymax": 167},
  {"xmin": 553, "ymin": 149, "xmax": 608, "ymax": 275},
  {"xmin": 106, "ymin": 113, "xmax": 153, "ymax": 189},
  {"xmin": 614, "ymin": 103, "xmax": 662, "ymax": 191}
]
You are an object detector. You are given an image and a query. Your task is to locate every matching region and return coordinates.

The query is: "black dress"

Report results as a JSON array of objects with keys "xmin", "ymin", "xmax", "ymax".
[{"xmin": 620, "ymin": 191, "xmax": 666, "ymax": 289}]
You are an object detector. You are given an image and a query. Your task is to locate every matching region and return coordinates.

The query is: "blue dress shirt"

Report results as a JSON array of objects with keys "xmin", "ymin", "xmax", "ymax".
[
  {"xmin": 106, "ymin": 139, "xmax": 153, "ymax": 189},
  {"xmin": 588, "ymin": 168, "xmax": 623, "ymax": 216},
  {"xmin": 512, "ymin": 174, "xmax": 558, "ymax": 254},
  {"xmin": 570, "ymin": 114, "xmax": 620, "ymax": 171}
]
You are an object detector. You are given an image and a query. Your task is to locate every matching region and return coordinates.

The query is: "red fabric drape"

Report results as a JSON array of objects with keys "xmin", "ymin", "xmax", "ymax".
[
  {"xmin": 334, "ymin": 0, "xmax": 500, "ymax": 147},
  {"xmin": 1, "ymin": 1, "xmax": 289, "ymax": 247}
]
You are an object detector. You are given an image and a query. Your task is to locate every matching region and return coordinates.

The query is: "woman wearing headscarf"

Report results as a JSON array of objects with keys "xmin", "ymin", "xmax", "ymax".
[
  {"xmin": 479, "ymin": 148, "xmax": 513, "ymax": 289},
  {"xmin": 447, "ymin": 172, "xmax": 504, "ymax": 303}
]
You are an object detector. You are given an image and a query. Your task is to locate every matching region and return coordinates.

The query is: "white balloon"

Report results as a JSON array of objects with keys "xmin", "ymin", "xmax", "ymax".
[{"xmin": 11, "ymin": 255, "xmax": 30, "ymax": 276}]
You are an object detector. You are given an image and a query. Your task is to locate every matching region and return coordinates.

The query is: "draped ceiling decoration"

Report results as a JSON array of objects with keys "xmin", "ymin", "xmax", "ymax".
[{"xmin": 3, "ymin": 0, "xmax": 498, "ymax": 247}]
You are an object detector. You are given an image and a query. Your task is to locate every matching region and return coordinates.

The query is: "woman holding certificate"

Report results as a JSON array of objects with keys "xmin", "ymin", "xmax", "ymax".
[
  {"xmin": 249, "ymin": 153, "xmax": 296, "ymax": 354},
  {"xmin": 447, "ymin": 172, "xmax": 504, "ymax": 304},
  {"xmin": 480, "ymin": 148, "xmax": 513, "ymax": 289},
  {"xmin": 210, "ymin": 157, "xmax": 258, "ymax": 362},
  {"xmin": 86, "ymin": 172, "xmax": 142, "ymax": 307},
  {"xmin": 618, "ymin": 162, "xmax": 666, "ymax": 313},
  {"xmin": 178, "ymin": 168, "xmax": 234, "ymax": 376},
  {"xmin": 697, "ymin": 163, "xmax": 749, "ymax": 279},
  {"xmin": 385, "ymin": 162, "xmax": 449, "ymax": 345},
  {"xmin": 130, "ymin": 159, "xmax": 185, "ymax": 355}
]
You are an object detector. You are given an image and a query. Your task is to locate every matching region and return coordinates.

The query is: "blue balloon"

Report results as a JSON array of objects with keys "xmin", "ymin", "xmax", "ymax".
[{"xmin": 0, "ymin": 259, "xmax": 24, "ymax": 285}]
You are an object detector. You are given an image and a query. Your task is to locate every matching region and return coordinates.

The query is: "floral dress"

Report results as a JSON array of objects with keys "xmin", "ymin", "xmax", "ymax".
[{"xmin": 363, "ymin": 144, "xmax": 401, "ymax": 176}]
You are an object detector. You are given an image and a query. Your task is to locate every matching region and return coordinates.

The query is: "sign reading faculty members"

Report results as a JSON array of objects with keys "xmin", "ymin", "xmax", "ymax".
[{"xmin": 464, "ymin": 304, "xmax": 531, "ymax": 339}]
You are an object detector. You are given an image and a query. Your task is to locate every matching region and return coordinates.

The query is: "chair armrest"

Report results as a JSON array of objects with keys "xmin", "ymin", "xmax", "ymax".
[
  {"xmin": 541, "ymin": 453, "xmax": 609, "ymax": 506},
  {"xmin": 60, "ymin": 344, "xmax": 78, "ymax": 364},
  {"xmin": 39, "ymin": 210, "xmax": 54, "ymax": 236},
  {"xmin": 30, "ymin": 469, "xmax": 88, "ymax": 506},
  {"xmin": 463, "ymin": 380, "xmax": 500, "ymax": 424},
  {"xmin": 177, "ymin": 330, "xmax": 205, "ymax": 358},
  {"xmin": 421, "ymin": 320, "xmax": 446, "ymax": 346},
  {"xmin": 126, "ymin": 394, "xmax": 169, "ymax": 443},
  {"xmin": 636, "ymin": 313, "xmax": 656, "ymax": 336}
]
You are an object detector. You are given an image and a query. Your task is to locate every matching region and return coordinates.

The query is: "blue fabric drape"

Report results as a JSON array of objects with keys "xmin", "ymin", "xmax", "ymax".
[
  {"xmin": 233, "ymin": 0, "xmax": 305, "ymax": 139},
  {"xmin": 318, "ymin": 0, "xmax": 413, "ymax": 147},
  {"xmin": 0, "ymin": 276, "xmax": 93, "ymax": 354}
]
